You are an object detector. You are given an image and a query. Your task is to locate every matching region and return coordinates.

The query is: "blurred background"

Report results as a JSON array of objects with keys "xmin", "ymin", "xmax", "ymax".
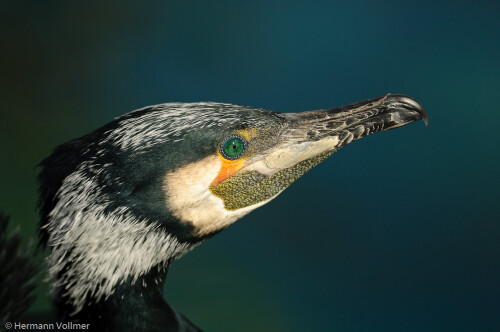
[{"xmin": 1, "ymin": 1, "xmax": 499, "ymax": 331}]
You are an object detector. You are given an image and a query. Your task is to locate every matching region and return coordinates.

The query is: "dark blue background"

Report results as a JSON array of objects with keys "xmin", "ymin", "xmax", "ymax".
[{"xmin": 1, "ymin": 1, "xmax": 498, "ymax": 331}]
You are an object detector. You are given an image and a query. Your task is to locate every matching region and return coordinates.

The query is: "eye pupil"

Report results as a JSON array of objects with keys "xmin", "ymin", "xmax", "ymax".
[{"xmin": 220, "ymin": 134, "xmax": 248, "ymax": 160}]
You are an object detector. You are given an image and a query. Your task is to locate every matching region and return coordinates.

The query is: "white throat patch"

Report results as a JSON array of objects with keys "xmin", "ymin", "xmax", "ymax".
[{"xmin": 163, "ymin": 155, "xmax": 275, "ymax": 236}]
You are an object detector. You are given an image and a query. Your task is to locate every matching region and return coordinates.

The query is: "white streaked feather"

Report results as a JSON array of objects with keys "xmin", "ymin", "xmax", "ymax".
[
  {"xmin": 45, "ymin": 162, "xmax": 193, "ymax": 314},
  {"xmin": 105, "ymin": 102, "xmax": 269, "ymax": 153}
]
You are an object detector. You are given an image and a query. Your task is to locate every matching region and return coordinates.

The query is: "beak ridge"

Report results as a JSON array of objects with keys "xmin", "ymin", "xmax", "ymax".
[{"xmin": 281, "ymin": 93, "xmax": 428, "ymax": 147}]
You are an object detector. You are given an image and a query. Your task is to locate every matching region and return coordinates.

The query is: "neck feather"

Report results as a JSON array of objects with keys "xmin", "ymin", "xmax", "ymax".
[
  {"xmin": 45, "ymin": 166, "xmax": 193, "ymax": 313},
  {"xmin": 47, "ymin": 208, "xmax": 192, "ymax": 314},
  {"xmin": 57, "ymin": 264, "xmax": 201, "ymax": 332}
]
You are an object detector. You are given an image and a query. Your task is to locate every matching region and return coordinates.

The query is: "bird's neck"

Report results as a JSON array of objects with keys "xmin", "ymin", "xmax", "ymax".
[{"xmin": 58, "ymin": 264, "xmax": 200, "ymax": 332}]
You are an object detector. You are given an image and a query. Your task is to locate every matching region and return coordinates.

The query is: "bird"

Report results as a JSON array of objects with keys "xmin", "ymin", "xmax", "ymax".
[{"xmin": 32, "ymin": 93, "xmax": 427, "ymax": 331}]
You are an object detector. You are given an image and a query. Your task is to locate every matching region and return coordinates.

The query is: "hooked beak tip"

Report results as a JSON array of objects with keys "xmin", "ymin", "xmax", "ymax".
[{"xmin": 387, "ymin": 94, "xmax": 429, "ymax": 127}]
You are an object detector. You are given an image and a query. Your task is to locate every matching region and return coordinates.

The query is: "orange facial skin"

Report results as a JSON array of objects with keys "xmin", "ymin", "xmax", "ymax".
[
  {"xmin": 211, "ymin": 157, "xmax": 245, "ymax": 186},
  {"xmin": 210, "ymin": 129, "xmax": 257, "ymax": 186}
]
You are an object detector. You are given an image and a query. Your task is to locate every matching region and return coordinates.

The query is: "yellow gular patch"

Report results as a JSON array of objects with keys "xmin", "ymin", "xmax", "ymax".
[
  {"xmin": 210, "ymin": 128, "xmax": 257, "ymax": 186},
  {"xmin": 238, "ymin": 128, "xmax": 259, "ymax": 141}
]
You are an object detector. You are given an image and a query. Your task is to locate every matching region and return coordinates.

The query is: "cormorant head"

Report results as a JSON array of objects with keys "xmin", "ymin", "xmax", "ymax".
[{"xmin": 38, "ymin": 94, "xmax": 426, "ymax": 312}]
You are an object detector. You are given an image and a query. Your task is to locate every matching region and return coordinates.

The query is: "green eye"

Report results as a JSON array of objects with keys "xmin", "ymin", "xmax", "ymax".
[{"xmin": 220, "ymin": 134, "xmax": 248, "ymax": 160}]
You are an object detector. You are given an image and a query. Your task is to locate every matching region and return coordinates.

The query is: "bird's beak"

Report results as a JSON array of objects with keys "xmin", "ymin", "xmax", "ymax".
[
  {"xmin": 285, "ymin": 93, "xmax": 427, "ymax": 140},
  {"xmin": 211, "ymin": 94, "xmax": 427, "ymax": 211},
  {"xmin": 254, "ymin": 94, "xmax": 427, "ymax": 172}
]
